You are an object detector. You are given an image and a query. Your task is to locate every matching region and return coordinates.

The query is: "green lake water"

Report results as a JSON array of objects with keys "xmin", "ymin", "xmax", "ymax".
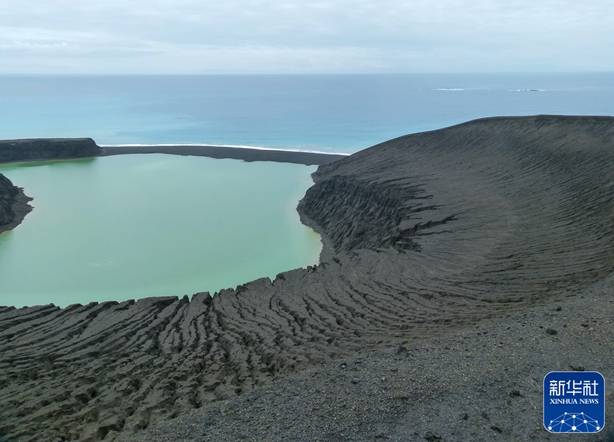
[{"xmin": 0, "ymin": 155, "xmax": 322, "ymax": 307}]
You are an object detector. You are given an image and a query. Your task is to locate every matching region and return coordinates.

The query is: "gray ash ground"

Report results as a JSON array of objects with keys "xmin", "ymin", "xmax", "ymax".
[
  {"xmin": 122, "ymin": 276, "xmax": 614, "ymax": 442},
  {"xmin": 2, "ymin": 116, "xmax": 614, "ymax": 441}
]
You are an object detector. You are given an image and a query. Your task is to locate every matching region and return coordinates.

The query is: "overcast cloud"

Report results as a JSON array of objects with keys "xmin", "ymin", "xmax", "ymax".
[{"xmin": 0, "ymin": 0, "xmax": 612, "ymax": 74}]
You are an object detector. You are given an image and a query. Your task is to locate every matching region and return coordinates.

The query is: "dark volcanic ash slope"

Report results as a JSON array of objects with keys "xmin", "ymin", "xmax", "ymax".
[
  {"xmin": 0, "ymin": 174, "xmax": 31, "ymax": 234},
  {"xmin": 1, "ymin": 116, "xmax": 614, "ymax": 441}
]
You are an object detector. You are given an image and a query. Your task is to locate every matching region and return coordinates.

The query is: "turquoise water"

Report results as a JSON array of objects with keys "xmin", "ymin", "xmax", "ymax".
[
  {"xmin": 1, "ymin": 74, "xmax": 613, "ymax": 152},
  {"xmin": 0, "ymin": 155, "xmax": 321, "ymax": 307}
]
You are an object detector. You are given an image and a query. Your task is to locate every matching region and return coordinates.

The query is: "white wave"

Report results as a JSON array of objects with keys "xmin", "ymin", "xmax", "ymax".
[
  {"xmin": 99, "ymin": 142, "xmax": 351, "ymax": 156},
  {"xmin": 509, "ymin": 88, "xmax": 547, "ymax": 93},
  {"xmin": 434, "ymin": 88, "xmax": 466, "ymax": 92}
]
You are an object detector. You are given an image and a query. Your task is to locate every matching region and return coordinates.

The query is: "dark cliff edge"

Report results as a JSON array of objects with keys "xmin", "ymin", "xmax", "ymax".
[
  {"xmin": 2, "ymin": 116, "xmax": 614, "ymax": 441},
  {"xmin": 0, "ymin": 174, "xmax": 32, "ymax": 234},
  {"xmin": 0, "ymin": 138, "xmax": 102, "ymax": 163}
]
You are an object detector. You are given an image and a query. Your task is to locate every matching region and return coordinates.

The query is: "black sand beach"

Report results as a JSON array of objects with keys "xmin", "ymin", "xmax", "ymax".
[
  {"xmin": 1, "ymin": 116, "xmax": 614, "ymax": 441},
  {"xmin": 101, "ymin": 145, "xmax": 346, "ymax": 166}
]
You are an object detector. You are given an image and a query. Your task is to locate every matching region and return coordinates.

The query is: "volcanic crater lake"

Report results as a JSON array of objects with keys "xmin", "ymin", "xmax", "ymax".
[{"xmin": 0, "ymin": 154, "xmax": 322, "ymax": 308}]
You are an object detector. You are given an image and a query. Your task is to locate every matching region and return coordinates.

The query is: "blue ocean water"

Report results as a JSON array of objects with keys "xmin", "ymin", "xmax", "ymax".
[{"xmin": 0, "ymin": 73, "xmax": 613, "ymax": 152}]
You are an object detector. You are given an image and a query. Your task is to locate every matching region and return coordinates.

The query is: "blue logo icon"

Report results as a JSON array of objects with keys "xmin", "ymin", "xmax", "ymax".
[{"xmin": 544, "ymin": 371, "xmax": 605, "ymax": 433}]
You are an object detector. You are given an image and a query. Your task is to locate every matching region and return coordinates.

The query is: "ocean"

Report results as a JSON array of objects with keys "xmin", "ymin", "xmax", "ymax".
[{"xmin": 1, "ymin": 73, "xmax": 613, "ymax": 152}]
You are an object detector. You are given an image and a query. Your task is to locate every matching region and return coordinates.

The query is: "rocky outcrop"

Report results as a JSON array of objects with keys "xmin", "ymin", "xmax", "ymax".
[
  {"xmin": 0, "ymin": 174, "xmax": 19, "ymax": 226},
  {"xmin": 0, "ymin": 138, "xmax": 101, "ymax": 163},
  {"xmin": 0, "ymin": 174, "xmax": 31, "ymax": 233},
  {"xmin": 1, "ymin": 116, "xmax": 614, "ymax": 441}
]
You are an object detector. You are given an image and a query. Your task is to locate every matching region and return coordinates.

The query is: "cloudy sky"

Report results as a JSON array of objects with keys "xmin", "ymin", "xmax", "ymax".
[{"xmin": 0, "ymin": 0, "xmax": 612, "ymax": 74}]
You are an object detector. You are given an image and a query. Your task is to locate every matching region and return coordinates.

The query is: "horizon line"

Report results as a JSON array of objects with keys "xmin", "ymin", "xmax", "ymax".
[{"xmin": 1, "ymin": 71, "xmax": 613, "ymax": 77}]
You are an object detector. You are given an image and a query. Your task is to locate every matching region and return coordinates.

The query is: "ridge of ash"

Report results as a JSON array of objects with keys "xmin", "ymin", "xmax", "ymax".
[{"xmin": 2, "ymin": 115, "xmax": 614, "ymax": 441}]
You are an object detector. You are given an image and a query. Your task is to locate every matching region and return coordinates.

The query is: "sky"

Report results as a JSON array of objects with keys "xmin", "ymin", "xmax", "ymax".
[{"xmin": 0, "ymin": 0, "xmax": 612, "ymax": 74}]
